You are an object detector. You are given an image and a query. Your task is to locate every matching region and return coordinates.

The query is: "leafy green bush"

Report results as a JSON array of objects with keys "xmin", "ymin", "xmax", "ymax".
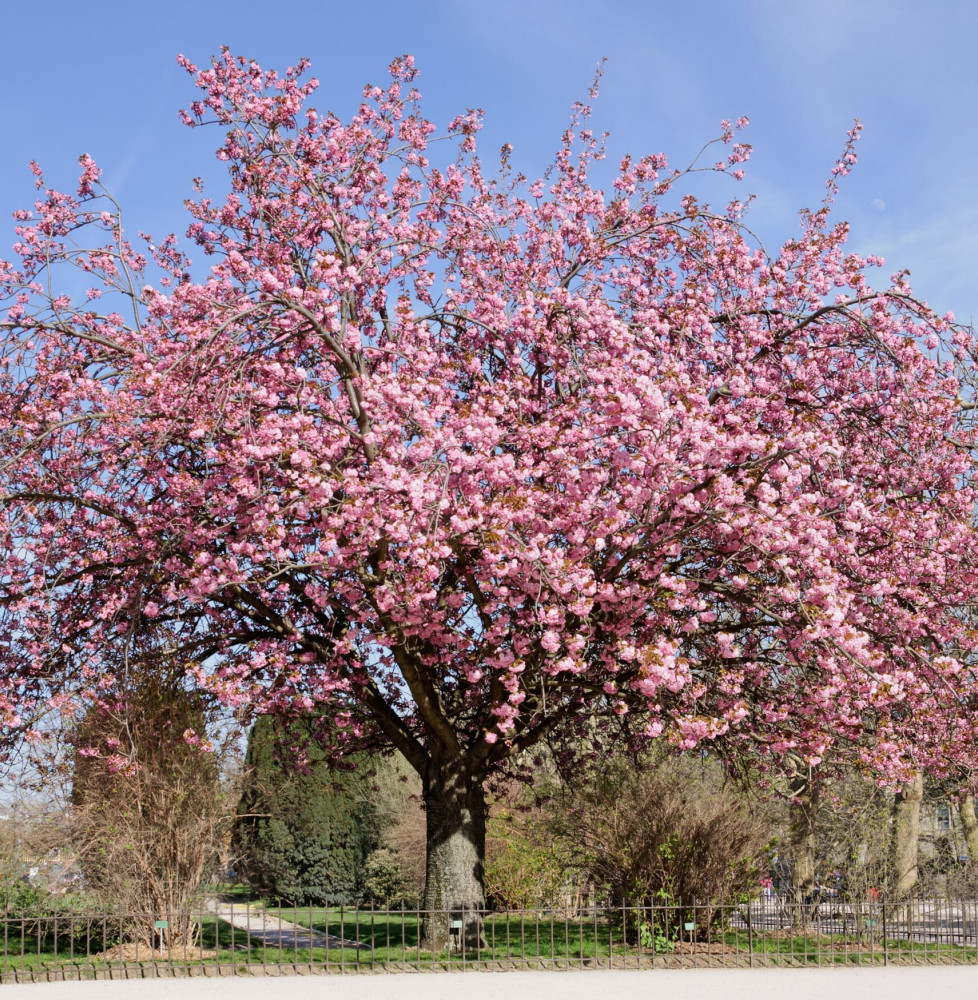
[
  {"xmin": 363, "ymin": 847, "xmax": 417, "ymax": 907},
  {"xmin": 639, "ymin": 916, "xmax": 675, "ymax": 953},
  {"xmin": 0, "ymin": 879, "xmax": 48, "ymax": 912},
  {"xmin": 485, "ymin": 785, "xmax": 569, "ymax": 909},
  {"xmin": 234, "ymin": 716, "xmax": 380, "ymax": 905}
]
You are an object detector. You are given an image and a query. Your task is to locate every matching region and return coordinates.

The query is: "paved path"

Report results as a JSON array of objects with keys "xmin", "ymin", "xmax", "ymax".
[
  {"xmin": 744, "ymin": 898, "xmax": 978, "ymax": 944},
  {"xmin": 3, "ymin": 966, "xmax": 976, "ymax": 1000},
  {"xmin": 207, "ymin": 902, "xmax": 371, "ymax": 951}
]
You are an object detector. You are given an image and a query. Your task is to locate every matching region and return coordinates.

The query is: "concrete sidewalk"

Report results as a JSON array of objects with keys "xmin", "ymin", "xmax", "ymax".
[{"xmin": 3, "ymin": 966, "xmax": 975, "ymax": 1000}]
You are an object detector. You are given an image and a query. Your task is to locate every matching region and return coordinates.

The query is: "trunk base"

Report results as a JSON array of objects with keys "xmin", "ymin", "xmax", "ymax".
[
  {"xmin": 419, "ymin": 764, "xmax": 487, "ymax": 951},
  {"xmin": 422, "ymin": 906, "xmax": 486, "ymax": 953}
]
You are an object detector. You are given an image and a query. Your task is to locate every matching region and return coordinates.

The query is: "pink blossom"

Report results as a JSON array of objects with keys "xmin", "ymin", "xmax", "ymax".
[{"xmin": 0, "ymin": 52, "xmax": 974, "ymax": 829}]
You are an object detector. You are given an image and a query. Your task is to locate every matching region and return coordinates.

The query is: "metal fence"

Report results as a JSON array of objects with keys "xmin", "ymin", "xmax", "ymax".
[{"xmin": 3, "ymin": 894, "xmax": 978, "ymax": 983}]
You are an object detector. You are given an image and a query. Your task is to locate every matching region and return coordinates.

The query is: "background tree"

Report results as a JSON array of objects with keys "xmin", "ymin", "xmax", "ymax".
[
  {"xmin": 363, "ymin": 847, "xmax": 417, "ymax": 908},
  {"xmin": 764, "ymin": 762, "xmax": 892, "ymax": 937},
  {"xmin": 367, "ymin": 754, "xmax": 427, "ymax": 903},
  {"xmin": 783, "ymin": 756, "xmax": 818, "ymax": 926},
  {"xmin": 234, "ymin": 715, "xmax": 379, "ymax": 904},
  {"xmin": 0, "ymin": 799, "xmax": 79, "ymax": 909},
  {"xmin": 959, "ymin": 792, "xmax": 978, "ymax": 863},
  {"xmin": 2, "ymin": 52, "xmax": 978, "ymax": 949},
  {"xmin": 890, "ymin": 771, "xmax": 925, "ymax": 900}
]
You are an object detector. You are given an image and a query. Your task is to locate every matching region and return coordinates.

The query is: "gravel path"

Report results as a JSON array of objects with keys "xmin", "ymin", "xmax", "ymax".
[{"xmin": 207, "ymin": 902, "xmax": 371, "ymax": 951}]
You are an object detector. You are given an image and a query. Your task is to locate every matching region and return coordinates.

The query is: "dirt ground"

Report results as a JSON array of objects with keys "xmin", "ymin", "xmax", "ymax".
[{"xmin": 96, "ymin": 944, "xmax": 220, "ymax": 962}]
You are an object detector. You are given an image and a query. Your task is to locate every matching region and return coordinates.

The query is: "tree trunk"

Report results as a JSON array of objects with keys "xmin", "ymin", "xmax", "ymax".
[
  {"xmin": 419, "ymin": 759, "xmax": 487, "ymax": 952},
  {"xmin": 787, "ymin": 768, "xmax": 817, "ymax": 928},
  {"xmin": 891, "ymin": 771, "xmax": 923, "ymax": 899},
  {"xmin": 958, "ymin": 792, "xmax": 978, "ymax": 863}
]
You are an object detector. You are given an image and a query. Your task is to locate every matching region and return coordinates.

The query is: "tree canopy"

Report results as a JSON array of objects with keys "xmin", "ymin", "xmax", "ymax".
[{"xmin": 1, "ymin": 53, "xmax": 977, "ymax": 933}]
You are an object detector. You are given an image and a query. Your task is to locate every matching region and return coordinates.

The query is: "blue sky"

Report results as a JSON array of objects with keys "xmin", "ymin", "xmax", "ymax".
[{"xmin": 1, "ymin": 0, "xmax": 976, "ymax": 324}]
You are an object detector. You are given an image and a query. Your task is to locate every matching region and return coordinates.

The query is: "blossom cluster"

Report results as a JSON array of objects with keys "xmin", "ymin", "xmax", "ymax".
[{"xmin": 0, "ymin": 53, "xmax": 976, "ymax": 786}]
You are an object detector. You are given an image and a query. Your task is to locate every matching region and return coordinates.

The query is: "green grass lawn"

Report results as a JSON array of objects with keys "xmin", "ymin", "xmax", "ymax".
[
  {"xmin": 260, "ymin": 904, "xmax": 629, "ymax": 964},
  {"xmin": 3, "ymin": 904, "xmax": 976, "ymax": 978},
  {"xmin": 719, "ymin": 928, "xmax": 978, "ymax": 965}
]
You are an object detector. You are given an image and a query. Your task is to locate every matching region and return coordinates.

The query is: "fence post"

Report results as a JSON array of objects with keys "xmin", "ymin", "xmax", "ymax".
[
  {"xmin": 748, "ymin": 900, "xmax": 754, "ymax": 968},
  {"xmin": 972, "ymin": 897, "xmax": 977, "ymax": 966},
  {"xmin": 882, "ymin": 900, "xmax": 888, "ymax": 967}
]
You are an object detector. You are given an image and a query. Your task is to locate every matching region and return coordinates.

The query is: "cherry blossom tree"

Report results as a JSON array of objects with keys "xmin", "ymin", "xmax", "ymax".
[{"xmin": 1, "ymin": 52, "xmax": 977, "ymax": 945}]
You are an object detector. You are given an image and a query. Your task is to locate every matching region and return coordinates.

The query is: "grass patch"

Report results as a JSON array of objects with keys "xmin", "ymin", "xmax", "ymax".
[
  {"xmin": 721, "ymin": 928, "xmax": 978, "ymax": 965},
  {"xmin": 3, "ymin": 905, "xmax": 977, "ymax": 976}
]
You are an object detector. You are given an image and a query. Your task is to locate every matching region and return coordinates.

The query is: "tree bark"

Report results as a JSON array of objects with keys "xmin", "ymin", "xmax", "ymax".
[
  {"xmin": 958, "ymin": 792, "xmax": 978, "ymax": 863},
  {"xmin": 419, "ymin": 757, "xmax": 487, "ymax": 952},
  {"xmin": 787, "ymin": 766, "xmax": 817, "ymax": 928},
  {"xmin": 891, "ymin": 771, "xmax": 923, "ymax": 899}
]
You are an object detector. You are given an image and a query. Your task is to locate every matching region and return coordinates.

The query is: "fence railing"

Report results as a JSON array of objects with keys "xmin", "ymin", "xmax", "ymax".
[{"xmin": 3, "ymin": 894, "xmax": 978, "ymax": 982}]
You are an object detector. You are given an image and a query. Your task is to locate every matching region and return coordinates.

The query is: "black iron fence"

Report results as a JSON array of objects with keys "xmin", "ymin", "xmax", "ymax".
[{"xmin": 3, "ymin": 894, "xmax": 978, "ymax": 982}]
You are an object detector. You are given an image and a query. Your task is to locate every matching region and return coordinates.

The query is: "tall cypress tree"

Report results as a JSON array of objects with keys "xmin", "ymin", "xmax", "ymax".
[{"xmin": 234, "ymin": 716, "xmax": 379, "ymax": 904}]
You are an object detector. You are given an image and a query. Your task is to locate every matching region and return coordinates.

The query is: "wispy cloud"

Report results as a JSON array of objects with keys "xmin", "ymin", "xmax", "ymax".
[{"xmin": 853, "ymin": 204, "xmax": 978, "ymax": 322}]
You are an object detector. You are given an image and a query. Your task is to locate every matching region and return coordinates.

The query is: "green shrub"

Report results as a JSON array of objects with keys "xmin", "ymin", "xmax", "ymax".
[
  {"xmin": 363, "ymin": 847, "xmax": 417, "ymax": 907},
  {"xmin": 485, "ymin": 786, "xmax": 569, "ymax": 909},
  {"xmin": 234, "ymin": 716, "xmax": 379, "ymax": 905}
]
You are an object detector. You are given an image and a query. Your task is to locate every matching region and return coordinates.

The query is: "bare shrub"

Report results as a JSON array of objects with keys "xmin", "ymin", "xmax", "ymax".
[
  {"xmin": 552, "ymin": 754, "xmax": 773, "ymax": 938},
  {"xmin": 71, "ymin": 669, "xmax": 236, "ymax": 951}
]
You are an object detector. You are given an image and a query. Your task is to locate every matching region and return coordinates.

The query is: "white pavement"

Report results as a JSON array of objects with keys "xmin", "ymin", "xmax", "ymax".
[{"xmin": 2, "ymin": 966, "xmax": 976, "ymax": 1000}]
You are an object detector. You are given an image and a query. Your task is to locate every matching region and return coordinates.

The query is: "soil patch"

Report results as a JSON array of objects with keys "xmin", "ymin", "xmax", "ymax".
[{"xmin": 96, "ymin": 942, "xmax": 219, "ymax": 962}]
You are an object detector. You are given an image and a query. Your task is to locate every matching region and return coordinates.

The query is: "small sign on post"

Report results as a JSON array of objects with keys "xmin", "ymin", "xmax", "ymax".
[
  {"xmin": 154, "ymin": 918, "xmax": 169, "ymax": 954},
  {"xmin": 449, "ymin": 918, "xmax": 464, "ymax": 952}
]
